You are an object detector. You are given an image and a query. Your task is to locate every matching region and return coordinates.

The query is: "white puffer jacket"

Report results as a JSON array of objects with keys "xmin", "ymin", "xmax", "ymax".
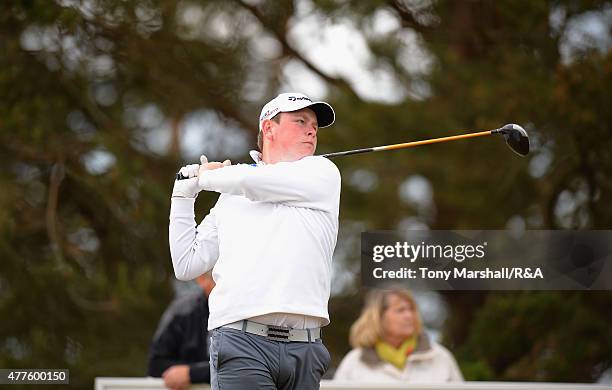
[{"xmin": 333, "ymin": 333, "xmax": 463, "ymax": 383}]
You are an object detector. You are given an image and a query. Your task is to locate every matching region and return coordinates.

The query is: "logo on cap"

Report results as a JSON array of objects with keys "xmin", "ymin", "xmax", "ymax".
[
  {"xmin": 260, "ymin": 107, "xmax": 279, "ymax": 121},
  {"xmin": 287, "ymin": 96, "xmax": 312, "ymax": 102}
]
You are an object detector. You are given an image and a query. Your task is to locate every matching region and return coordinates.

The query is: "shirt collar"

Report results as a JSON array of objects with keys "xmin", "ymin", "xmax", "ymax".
[{"xmin": 249, "ymin": 150, "xmax": 264, "ymax": 165}]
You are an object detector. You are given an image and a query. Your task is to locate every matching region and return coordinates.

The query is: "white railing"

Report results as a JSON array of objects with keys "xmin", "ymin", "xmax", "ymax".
[{"xmin": 94, "ymin": 377, "xmax": 612, "ymax": 390}]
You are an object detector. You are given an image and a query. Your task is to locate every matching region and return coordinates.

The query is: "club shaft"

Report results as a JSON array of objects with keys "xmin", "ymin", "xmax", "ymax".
[
  {"xmin": 176, "ymin": 129, "xmax": 497, "ymax": 179},
  {"xmin": 320, "ymin": 130, "xmax": 493, "ymax": 158}
]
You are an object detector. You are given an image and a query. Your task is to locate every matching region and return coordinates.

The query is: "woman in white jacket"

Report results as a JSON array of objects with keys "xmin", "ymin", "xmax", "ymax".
[{"xmin": 334, "ymin": 289, "xmax": 463, "ymax": 383}]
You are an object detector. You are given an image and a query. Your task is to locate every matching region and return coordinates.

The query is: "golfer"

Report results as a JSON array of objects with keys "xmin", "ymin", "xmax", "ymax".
[{"xmin": 169, "ymin": 92, "xmax": 340, "ymax": 389}]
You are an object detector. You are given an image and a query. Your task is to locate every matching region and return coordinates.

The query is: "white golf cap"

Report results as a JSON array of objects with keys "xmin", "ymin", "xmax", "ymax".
[{"xmin": 259, "ymin": 92, "xmax": 335, "ymax": 131}]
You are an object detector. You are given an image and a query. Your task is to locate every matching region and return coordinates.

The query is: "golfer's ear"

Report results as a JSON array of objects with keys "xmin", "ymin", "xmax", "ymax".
[{"xmin": 262, "ymin": 120, "xmax": 274, "ymax": 138}]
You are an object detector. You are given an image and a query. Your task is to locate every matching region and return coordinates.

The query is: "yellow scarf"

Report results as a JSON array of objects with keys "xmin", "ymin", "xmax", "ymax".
[{"xmin": 375, "ymin": 336, "xmax": 417, "ymax": 370}]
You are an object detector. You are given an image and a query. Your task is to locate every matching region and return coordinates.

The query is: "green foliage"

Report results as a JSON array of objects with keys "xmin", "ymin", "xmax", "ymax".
[{"xmin": 456, "ymin": 292, "xmax": 612, "ymax": 381}]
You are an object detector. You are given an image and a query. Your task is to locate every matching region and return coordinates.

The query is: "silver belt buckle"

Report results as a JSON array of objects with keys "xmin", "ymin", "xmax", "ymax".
[{"xmin": 266, "ymin": 324, "xmax": 291, "ymax": 342}]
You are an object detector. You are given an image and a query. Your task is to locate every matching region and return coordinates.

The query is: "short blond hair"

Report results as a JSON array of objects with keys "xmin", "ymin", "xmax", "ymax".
[{"xmin": 349, "ymin": 289, "xmax": 423, "ymax": 349}]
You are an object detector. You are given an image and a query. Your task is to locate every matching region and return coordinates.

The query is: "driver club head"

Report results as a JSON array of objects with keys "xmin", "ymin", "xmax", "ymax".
[{"xmin": 496, "ymin": 124, "xmax": 530, "ymax": 156}]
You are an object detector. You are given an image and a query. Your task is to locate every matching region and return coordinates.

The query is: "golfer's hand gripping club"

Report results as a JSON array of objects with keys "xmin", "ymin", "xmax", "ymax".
[
  {"xmin": 172, "ymin": 155, "xmax": 208, "ymax": 198},
  {"xmin": 176, "ymin": 155, "xmax": 232, "ymax": 181}
]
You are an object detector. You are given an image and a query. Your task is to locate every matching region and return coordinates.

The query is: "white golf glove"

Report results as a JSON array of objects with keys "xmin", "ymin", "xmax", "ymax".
[{"xmin": 171, "ymin": 155, "xmax": 208, "ymax": 198}]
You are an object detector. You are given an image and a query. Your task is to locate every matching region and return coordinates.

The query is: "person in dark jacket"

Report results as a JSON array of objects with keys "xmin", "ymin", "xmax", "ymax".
[{"xmin": 148, "ymin": 273, "xmax": 215, "ymax": 390}]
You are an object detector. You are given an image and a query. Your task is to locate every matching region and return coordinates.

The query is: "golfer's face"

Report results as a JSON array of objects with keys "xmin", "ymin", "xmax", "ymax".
[{"xmin": 276, "ymin": 108, "xmax": 318, "ymax": 159}]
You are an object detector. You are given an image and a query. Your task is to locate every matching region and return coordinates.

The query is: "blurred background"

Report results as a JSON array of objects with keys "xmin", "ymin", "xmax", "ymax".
[{"xmin": 1, "ymin": 0, "xmax": 611, "ymax": 388}]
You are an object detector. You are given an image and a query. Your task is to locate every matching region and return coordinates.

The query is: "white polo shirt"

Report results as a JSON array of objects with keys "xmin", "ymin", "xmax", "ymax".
[{"xmin": 169, "ymin": 153, "xmax": 341, "ymax": 331}]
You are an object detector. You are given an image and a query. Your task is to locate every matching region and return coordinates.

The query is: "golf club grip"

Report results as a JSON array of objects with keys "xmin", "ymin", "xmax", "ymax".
[{"xmin": 176, "ymin": 172, "xmax": 188, "ymax": 180}]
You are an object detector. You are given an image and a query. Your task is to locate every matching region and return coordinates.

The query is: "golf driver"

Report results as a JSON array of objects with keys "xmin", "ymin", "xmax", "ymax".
[
  {"xmin": 176, "ymin": 124, "xmax": 529, "ymax": 180},
  {"xmin": 321, "ymin": 123, "xmax": 529, "ymax": 158}
]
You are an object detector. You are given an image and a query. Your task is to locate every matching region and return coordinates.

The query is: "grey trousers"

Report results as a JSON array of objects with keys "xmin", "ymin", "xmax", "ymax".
[{"xmin": 209, "ymin": 327, "xmax": 331, "ymax": 390}]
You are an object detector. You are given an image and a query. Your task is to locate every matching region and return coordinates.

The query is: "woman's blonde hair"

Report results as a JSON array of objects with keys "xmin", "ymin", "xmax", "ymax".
[{"xmin": 349, "ymin": 289, "xmax": 422, "ymax": 349}]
